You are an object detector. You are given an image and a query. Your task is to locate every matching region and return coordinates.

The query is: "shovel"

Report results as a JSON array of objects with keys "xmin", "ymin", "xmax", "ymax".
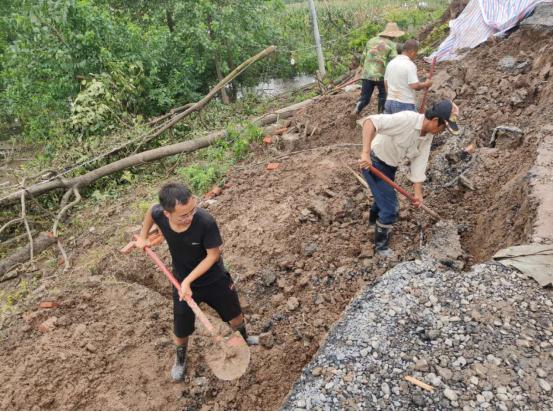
[
  {"xmin": 121, "ymin": 234, "xmax": 250, "ymax": 380},
  {"xmin": 342, "ymin": 161, "xmax": 441, "ymax": 220}
]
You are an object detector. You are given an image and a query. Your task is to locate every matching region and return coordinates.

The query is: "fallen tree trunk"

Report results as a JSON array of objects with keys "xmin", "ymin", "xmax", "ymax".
[
  {"xmin": 0, "ymin": 46, "xmax": 277, "ymax": 207},
  {"xmin": 0, "ymin": 96, "xmax": 318, "ymax": 207},
  {"xmin": 0, "ymin": 232, "xmax": 56, "ymax": 278},
  {"xmin": 0, "ymin": 96, "xmax": 321, "ymax": 275}
]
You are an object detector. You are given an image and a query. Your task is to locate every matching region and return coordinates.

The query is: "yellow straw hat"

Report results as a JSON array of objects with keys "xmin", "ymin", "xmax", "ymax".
[{"xmin": 379, "ymin": 22, "xmax": 405, "ymax": 38}]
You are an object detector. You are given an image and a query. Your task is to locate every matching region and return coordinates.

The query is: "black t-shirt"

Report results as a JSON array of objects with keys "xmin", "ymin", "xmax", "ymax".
[{"xmin": 151, "ymin": 205, "xmax": 226, "ymax": 287}]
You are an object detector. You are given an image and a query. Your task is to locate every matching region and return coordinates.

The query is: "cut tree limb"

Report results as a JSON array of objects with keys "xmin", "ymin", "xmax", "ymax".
[
  {"xmin": 0, "ymin": 232, "xmax": 56, "ymax": 277},
  {"xmin": 0, "ymin": 97, "xmax": 321, "ymax": 275},
  {"xmin": 0, "ymin": 94, "xmax": 317, "ymax": 207},
  {"xmin": 0, "ymin": 46, "xmax": 277, "ymax": 206}
]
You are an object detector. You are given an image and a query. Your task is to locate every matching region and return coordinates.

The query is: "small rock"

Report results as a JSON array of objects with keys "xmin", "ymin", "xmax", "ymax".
[
  {"xmin": 444, "ymin": 388, "xmax": 458, "ymax": 401},
  {"xmin": 303, "ymin": 242, "xmax": 318, "ymax": 257},
  {"xmin": 537, "ymin": 368, "xmax": 547, "ymax": 378},
  {"xmin": 312, "ymin": 367, "xmax": 322, "ymax": 377},
  {"xmin": 413, "ymin": 394, "xmax": 425, "ymax": 406},
  {"xmin": 287, "ymin": 297, "xmax": 300, "ymax": 311},
  {"xmin": 469, "ymin": 376, "xmax": 479, "ymax": 385},
  {"xmin": 38, "ymin": 317, "xmax": 58, "ymax": 333},
  {"xmin": 381, "ymin": 382, "xmax": 390, "ymax": 396},
  {"xmin": 473, "ymin": 363, "xmax": 487, "ymax": 376},
  {"xmin": 476, "ymin": 394, "xmax": 486, "ymax": 404},
  {"xmin": 271, "ymin": 293, "xmax": 285, "ymax": 305},
  {"xmin": 497, "ymin": 393, "xmax": 508, "ymax": 402},
  {"xmin": 85, "ymin": 343, "xmax": 97, "ymax": 353},
  {"xmin": 482, "ymin": 391, "xmax": 494, "ymax": 401},
  {"xmin": 259, "ymin": 332, "xmax": 275, "ymax": 349},
  {"xmin": 194, "ymin": 377, "xmax": 208, "ymax": 386},
  {"xmin": 297, "ymin": 274, "xmax": 310, "ymax": 288},
  {"xmin": 538, "ymin": 379, "xmax": 551, "ymax": 392},
  {"xmin": 453, "ymin": 356, "xmax": 467, "ymax": 368},
  {"xmin": 296, "ymin": 399, "xmax": 306, "ymax": 408},
  {"xmin": 437, "ymin": 366, "xmax": 453, "ymax": 381},
  {"xmin": 261, "ymin": 270, "xmax": 277, "ymax": 287},
  {"xmin": 415, "ymin": 358, "xmax": 430, "ymax": 372}
]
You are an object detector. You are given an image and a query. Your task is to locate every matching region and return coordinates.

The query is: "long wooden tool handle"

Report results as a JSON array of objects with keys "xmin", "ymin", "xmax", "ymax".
[
  {"xmin": 369, "ymin": 165, "xmax": 441, "ymax": 220},
  {"xmin": 419, "ymin": 56, "xmax": 437, "ymax": 114},
  {"xmin": 127, "ymin": 235, "xmax": 223, "ymax": 342}
]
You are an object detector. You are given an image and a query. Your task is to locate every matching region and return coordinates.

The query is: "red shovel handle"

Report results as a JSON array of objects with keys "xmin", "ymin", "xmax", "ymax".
[
  {"xmin": 419, "ymin": 57, "xmax": 437, "ymax": 114},
  {"xmin": 126, "ymin": 235, "xmax": 219, "ymax": 338},
  {"xmin": 369, "ymin": 165, "xmax": 441, "ymax": 220}
]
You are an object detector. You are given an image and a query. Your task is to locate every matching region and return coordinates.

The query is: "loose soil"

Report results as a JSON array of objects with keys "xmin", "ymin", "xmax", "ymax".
[{"xmin": 0, "ymin": 26, "xmax": 552, "ymax": 410}]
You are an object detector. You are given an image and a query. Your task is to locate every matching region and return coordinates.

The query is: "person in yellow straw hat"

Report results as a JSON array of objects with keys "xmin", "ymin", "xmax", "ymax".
[{"xmin": 352, "ymin": 22, "xmax": 405, "ymax": 117}]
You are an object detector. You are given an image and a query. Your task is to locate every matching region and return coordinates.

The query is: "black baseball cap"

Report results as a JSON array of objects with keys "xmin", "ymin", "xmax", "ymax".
[{"xmin": 427, "ymin": 100, "xmax": 460, "ymax": 134}]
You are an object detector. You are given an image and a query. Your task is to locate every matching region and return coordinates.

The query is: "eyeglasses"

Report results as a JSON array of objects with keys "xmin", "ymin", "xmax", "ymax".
[
  {"xmin": 177, "ymin": 196, "xmax": 198, "ymax": 219},
  {"xmin": 180, "ymin": 207, "xmax": 197, "ymax": 219}
]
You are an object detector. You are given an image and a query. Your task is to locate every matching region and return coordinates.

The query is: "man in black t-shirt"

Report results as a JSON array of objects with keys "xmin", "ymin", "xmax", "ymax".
[{"xmin": 133, "ymin": 182, "xmax": 257, "ymax": 381}]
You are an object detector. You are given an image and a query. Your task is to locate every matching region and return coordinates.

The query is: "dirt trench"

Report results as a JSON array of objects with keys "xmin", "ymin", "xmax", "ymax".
[{"xmin": 0, "ymin": 26, "xmax": 551, "ymax": 410}]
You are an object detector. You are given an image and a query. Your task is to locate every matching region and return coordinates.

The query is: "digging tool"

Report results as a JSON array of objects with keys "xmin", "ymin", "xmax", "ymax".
[
  {"xmin": 419, "ymin": 57, "xmax": 437, "ymax": 114},
  {"xmin": 121, "ymin": 235, "xmax": 250, "ymax": 381},
  {"xmin": 121, "ymin": 229, "xmax": 164, "ymax": 253},
  {"xmin": 343, "ymin": 160, "xmax": 441, "ymax": 220},
  {"xmin": 367, "ymin": 165, "xmax": 441, "ymax": 220}
]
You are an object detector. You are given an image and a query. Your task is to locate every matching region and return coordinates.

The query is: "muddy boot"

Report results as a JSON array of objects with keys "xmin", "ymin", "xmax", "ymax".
[
  {"xmin": 170, "ymin": 345, "xmax": 187, "ymax": 381},
  {"xmin": 368, "ymin": 209, "xmax": 378, "ymax": 233},
  {"xmin": 233, "ymin": 322, "xmax": 259, "ymax": 346},
  {"xmin": 348, "ymin": 104, "xmax": 361, "ymax": 127},
  {"xmin": 375, "ymin": 221, "xmax": 394, "ymax": 257}
]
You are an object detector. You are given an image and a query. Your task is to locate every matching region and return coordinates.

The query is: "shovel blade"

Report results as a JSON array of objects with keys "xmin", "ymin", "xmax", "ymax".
[{"xmin": 205, "ymin": 331, "xmax": 250, "ymax": 380}]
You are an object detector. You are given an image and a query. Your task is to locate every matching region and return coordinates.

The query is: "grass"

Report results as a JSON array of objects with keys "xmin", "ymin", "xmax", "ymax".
[
  {"xmin": 177, "ymin": 121, "xmax": 264, "ymax": 194},
  {"xmin": 0, "ymin": 277, "xmax": 35, "ymax": 315}
]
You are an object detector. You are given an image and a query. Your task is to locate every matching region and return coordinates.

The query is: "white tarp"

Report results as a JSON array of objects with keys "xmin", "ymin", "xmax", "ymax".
[
  {"xmin": 430, "ymin": 0, "xmax": 553, "ymax": 62},
  {"xmin": 493, "ymin": 244, "xmax": 553, "ymax": 287}
]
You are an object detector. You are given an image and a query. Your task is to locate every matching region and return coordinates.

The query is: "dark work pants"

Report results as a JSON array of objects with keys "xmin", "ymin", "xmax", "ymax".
[
  {"xmin": 361, "ymin": 152, "xmax": 399, "ymax": 225},
  {"xmin": 356, "ymin": 79, "xmax": 386, "ymax": 114}
]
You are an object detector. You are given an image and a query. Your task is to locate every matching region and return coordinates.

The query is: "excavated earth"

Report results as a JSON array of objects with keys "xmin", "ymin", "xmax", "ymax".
[{"xmin": 0, "ymin": 24, "xmax": 552, "ymax": 410}]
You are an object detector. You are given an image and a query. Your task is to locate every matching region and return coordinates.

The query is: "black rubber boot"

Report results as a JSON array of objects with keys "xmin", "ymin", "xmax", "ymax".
[
  {"xmin": 233, "ymin": 322, "xmax": 259, "ymax": 346},
  {"xmin": 171, "ymin": 345, "xmax": 187, "ymax": 381},
  {"xmin": 368, "ymin": 209, "xmax": 378, "ymax": 227},
  {"xmin": 374, "ymin": 221, "xmax": 394, "ymax": 257}
]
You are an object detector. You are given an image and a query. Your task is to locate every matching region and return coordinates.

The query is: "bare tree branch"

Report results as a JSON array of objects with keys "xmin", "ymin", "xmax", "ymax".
[
  {"xmin": 0, "ymin": 218, "xmax": 23, "ymax": 235},
  {"xmin": 20, "ymin": 179, "xmax": 34, "ymax": 267},
  {"xmin": 0, "ymin": 46, "xmax": 277, "ymax": 207}
]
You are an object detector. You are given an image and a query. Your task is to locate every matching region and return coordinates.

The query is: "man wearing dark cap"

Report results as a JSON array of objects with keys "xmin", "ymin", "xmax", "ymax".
[{"xmin": 358, "ymin": 100, "xmax": 459, "ymax": 256}]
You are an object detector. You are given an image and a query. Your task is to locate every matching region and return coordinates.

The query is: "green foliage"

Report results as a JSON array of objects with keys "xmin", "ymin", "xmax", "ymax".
[
  {"xmin": 0, "ymin": 278, "xmax": 35, "ymax": 315},
  {"xmin": 0, "ymin": 0, "xmax": 447, "ymax": 152},
  {"xmin": 177, "ymin": 122, "xmax": 263, "ymax": 194},
  {"xmin": 178, "ymin": 163, "xmax": 225, "ymax": 194},
  {"xmin": 420, "ymin": 22, "xmax": 449, "ymax": 56}
]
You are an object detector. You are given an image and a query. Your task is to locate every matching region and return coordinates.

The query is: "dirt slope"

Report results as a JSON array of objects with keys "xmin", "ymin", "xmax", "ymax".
[{"xmin": 0, "ymin": 25, "xmax": 551, "ymax": 410}]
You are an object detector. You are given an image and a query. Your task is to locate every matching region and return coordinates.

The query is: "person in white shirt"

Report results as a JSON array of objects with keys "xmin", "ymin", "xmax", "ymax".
[
  {"xmin": 358, "ymin": 100, "xmax": 460, "ymax": 256},
  {"xmin": 384, "ymin": 39, "xmax": 432, "ymax": 114}
]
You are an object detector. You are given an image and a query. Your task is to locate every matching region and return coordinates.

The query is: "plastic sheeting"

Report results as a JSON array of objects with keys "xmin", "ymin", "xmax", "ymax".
[
  {"xmin": 493, "ymin": 244, "xmax": 553, "ymax": 287},
  {"xmin": 430, "ymin": 0, "xmax": 553, "ymax": 62}
]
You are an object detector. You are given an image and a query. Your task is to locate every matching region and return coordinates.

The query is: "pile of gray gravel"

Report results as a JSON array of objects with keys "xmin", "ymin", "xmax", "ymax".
[{"xmin": 283, "ymin": 259, "xmax": 553, "ymax": 410}]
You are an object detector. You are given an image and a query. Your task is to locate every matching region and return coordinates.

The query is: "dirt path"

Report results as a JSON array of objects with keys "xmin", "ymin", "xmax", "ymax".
[{"xmin": 0, "ymin": 26, "xmax": 551, "ymax": 410}]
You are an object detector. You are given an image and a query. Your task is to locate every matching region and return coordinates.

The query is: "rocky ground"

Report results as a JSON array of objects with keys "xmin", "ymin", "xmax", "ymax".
[
  {"xmin": 0, "ymin": 16, "xmax": 552, "ymax": 412},
  {"xmin": 283, "ymin": 259, "xmax": 553, "ymax": 411}
]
